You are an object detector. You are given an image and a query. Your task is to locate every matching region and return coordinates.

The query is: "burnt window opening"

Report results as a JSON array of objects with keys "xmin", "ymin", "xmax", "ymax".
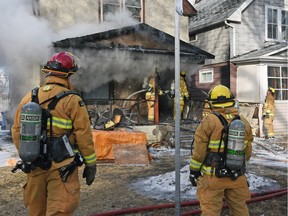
[{"xmin": 189, "ymin": 32, "xmax": 197, "ymax": 42}]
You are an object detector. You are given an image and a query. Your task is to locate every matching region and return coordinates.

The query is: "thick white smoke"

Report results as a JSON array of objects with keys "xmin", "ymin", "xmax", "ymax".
[{"xmin": 0, "ymin": 0, "xmax": 140, "ymax": 118}]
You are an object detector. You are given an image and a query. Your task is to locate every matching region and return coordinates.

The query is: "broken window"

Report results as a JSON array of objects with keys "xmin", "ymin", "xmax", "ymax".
[
  {"xmin": 268, "ymin": 66, "xmax": 288, "ymax": 100},
  {"xmin": 265, "ymin": 5, "xmax": 288, "ymax": 41}
]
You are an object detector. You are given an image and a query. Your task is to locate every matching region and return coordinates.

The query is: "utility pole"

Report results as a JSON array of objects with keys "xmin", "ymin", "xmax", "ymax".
[{"xmin": 174, "ymin": 0, "xmax": 182, "ymax": 215}]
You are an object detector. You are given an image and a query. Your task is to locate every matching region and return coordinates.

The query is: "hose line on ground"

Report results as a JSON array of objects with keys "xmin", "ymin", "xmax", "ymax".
[{"xmin": 89, "ymin": 188, "xmax": 287, "ymax": 216}]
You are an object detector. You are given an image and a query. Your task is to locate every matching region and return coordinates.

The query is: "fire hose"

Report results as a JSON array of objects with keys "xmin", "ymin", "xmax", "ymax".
[{"xmin": 89, "ymin": 188, "xmax": 287, "ymax": 216}]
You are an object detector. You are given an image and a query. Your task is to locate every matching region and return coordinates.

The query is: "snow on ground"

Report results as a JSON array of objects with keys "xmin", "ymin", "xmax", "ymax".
[
  {"xmin": 130, "ymin": 137, "xmax": 288, "ymax": 201},
  {"xmin": 0, "ymin": 131, "xmax": 287, "ymax": 202}
]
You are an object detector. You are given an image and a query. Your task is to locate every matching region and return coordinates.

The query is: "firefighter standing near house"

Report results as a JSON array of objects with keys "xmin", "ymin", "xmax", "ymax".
[
  {"xmin": 189, "ymin": 85, "xmax": 253, "ymax": 216},
  {"xmin": 11, "ymin": 52, "xmax": 97, "ymax": 216},
  {"xmin": 145, "ymin": 74, "xmax": 163, "ymax": 122},
  {"xmin": 169, "ymin": 71, "xmax": 190, "ymax": 119},
  {"xmin": 262, "ymin": 86, "xmax": 275, "ymax": 139}
]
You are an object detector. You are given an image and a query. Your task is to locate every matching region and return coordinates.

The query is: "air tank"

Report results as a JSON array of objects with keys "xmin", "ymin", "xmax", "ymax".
[
  {"xmin": 19, "ymin": 102, "xmax": 42, "ymax": 162},
  {"xmin": 226, "ymin": 119, "xmax": 246, "ymax": 170}
]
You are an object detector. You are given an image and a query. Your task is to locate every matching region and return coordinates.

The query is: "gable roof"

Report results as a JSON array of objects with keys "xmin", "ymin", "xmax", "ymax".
[
  {"xmin": 53, "ymin": 23, "xmax": 214, "ymax": 60},
  {"xmin": 230, "ymin": 42, "xmax": 288, "ymax": 64},
  {"xmin": 189, "ymin": 0, "xmax": 254, "ymax": 33}
]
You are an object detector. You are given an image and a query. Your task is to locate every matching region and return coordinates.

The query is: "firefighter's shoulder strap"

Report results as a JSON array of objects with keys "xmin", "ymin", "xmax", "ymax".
[
  {"xmin": 31, "ymin": 87, "xmax": 80, "ymax": 110},
  {"xmin": 212, "ymin": 111, "xmax": 241, "ymax": 152}
]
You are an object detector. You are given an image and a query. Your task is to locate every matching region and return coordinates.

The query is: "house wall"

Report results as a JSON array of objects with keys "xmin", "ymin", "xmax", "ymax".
[
  {"xmin": 38, "ymin": 0, "xmax": 190, "ymax": 42},
  {"xmin": 189, "ymin": 26, "xmax": 229, "ymax": 65},
  {"xmin": 39, "ymin": 0, "xmax": 100, "ymax": 30},
  {"xmin": 236, "ymin": 65, "xmax": 261, "ymax": 102},
  {"xmin": 189, "ymin": 62, "xmax": 235, "ymax": 100},
  {"xmin": 273, "ymin": 101, "xmax": 288, "ymax": 135},
  {"xmin": 145, "ymin": 1, "xmax": 190, "ymax": 42},
  {"xmin": 234, "ymin": 0, "xmax": 286, "ymax": 56},
  {"xmin": 237, "ymin": 63, "xmax": 287, "ymax": 136}
]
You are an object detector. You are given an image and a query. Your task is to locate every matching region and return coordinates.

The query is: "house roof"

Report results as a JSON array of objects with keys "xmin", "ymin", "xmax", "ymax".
[
  {"xmin": 53, "ymin": 23, "xmax": 214, "ymax": 60},
  {"xmin": 189, "ymin": 0, "xmax": 253, "ymax": 33},
  {"xmin": 230, "ymin": 42, "xmax": 288, "ymax": 64}
]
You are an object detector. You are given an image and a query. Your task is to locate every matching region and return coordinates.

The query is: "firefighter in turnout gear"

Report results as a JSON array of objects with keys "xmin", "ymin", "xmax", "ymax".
[
  {"xmin": 189, "ymin": 85, "xmax": 253, "ymax": 216},
  {"xmin": 145, "ymin": 76, "xmax": 163, "ymax": 122},
  {"xmin": 11, "ymin": 52, "xmax": 97, "ymax": 216},
  {"xmin": 262, "ymin": 86, "xmax": 275, "ymax": 139},
  {"xmin": 170, "ymin": 71, "xmax": 189, "ymax": 119}
]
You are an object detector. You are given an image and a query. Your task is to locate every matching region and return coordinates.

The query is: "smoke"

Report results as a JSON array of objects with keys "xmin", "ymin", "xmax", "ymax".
[
  {"xmin": 0, "ymin": 0, "xmax": 141, "ymax": 115},
  {"xmin": 0, "ymin": 0, "xmax": 186, "ymax": 120},
  {"xmin": 0, "ymin": 0, "xmax": 54, "ymax": 121}
]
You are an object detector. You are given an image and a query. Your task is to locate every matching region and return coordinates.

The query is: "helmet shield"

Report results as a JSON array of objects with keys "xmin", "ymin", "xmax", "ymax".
[{"xmin": 208, "ymin": 85, "xmax": 235, "ymax": 108}]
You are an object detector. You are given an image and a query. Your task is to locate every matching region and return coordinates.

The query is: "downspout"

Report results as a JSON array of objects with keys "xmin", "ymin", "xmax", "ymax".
[
  {"xmin": 224, "ymin": 20, "xmax": 235, "ymax": 92},
  {"xmin": 224, "ymin": 20, "xmax": 235, "ymax": 58}
]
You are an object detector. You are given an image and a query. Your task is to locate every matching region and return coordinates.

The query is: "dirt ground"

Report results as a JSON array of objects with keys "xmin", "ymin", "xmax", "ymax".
[{"xmin": 0, "ymin": 137, "xmax": 287, "ymax": 216}]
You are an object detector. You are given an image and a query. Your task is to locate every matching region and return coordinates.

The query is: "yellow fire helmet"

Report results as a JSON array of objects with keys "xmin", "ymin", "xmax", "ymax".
[
  {"xmin": 180, "ymin": 71, "xmax": 187, "ymax": 77},
  {"xmin": 268, "ymin": 86, "xmax": 275, "ymax": 94},
  {"xmin": 208, "ymin": 85, "xmax": 235, "ymax": 108}
]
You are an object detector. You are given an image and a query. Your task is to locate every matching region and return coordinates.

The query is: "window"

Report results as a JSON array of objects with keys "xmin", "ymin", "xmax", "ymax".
[
  {"xmin": 101, "ymin": 0, "xmax": 143, "ymax": 22},
  {"xmin": 189, "ymin": 32, "xmax": 197, "ymax": 42},
  {"xmin": 267, "ymin": 66, "xmax": 288, "ymax": 100},
  {"xmin": 199, "ymin": 69, "xmax": 213, "ymax": 83},
  {"xmin": 265, "ymin": 5, "xmax": 288, "ymax": 41}
]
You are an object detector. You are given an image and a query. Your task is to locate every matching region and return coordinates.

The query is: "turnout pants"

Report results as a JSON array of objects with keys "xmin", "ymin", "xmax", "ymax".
[
  {"xmin": 146, "ymin": 93, "xmax": 155, "ymax": 122},
  {"xmin": 23, "ymin": 168, "xmax": 80, "ymax": 216},
  {"xmin": 196, "ymin": 174, "xmax": 250, "ymax": 216},
  {"xmin": 264, "ymin": 117, "xmax": 274, "ymax": 138},
  {"xmin": 173, "ymin": 97, "xmax": 185, "ymax": 119}
]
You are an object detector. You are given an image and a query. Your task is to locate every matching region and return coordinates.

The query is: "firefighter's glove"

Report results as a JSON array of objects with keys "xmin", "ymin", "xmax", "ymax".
[
  {"xmin": 189, "ymin": 170, "xmax": 201, "ymax": 187},
  {"xmin": 59, "ymin": 153, "xmax": 84, "ymax": 182},
  {"xmin": 83, "ymin": 165, "xmax": 97, "ymax": 186}
]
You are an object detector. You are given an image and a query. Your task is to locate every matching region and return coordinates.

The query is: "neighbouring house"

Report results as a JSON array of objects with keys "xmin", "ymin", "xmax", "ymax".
[{"xmin": 188, "ymin": 0, "xmax": 288, "ymax": 136}]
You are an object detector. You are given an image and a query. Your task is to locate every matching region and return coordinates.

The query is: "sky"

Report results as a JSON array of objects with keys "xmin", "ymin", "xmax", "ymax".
[{"xmin": 1, "ymin": 131, "xmax": 287, "ymax": 202}]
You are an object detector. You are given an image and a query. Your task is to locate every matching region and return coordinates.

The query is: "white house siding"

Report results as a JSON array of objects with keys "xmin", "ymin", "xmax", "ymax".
[
  {"xmin": 273, "ymin": 101, "xmax": 288, "ymax": 135},
  {"xmin": 234, "ymin": 0, "xmax": 286, "ymax": 56},
  {"xmin": 236, "ymin": 64, "xmax": 262, "ymax": 102},
  {"xmin": 190, "ymin": 26, "xmax": 229, "ymax": 64}
]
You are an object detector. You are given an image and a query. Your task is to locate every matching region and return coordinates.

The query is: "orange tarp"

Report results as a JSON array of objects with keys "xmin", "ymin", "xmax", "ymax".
[{"xmin": 92, "ymin": 128, "xmax": 147, "ymax": 161}]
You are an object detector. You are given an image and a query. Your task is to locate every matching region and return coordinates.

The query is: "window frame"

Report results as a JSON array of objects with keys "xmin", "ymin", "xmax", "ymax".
[
  {"xmin": 267, "ymin": 65, "xmax": 288, "ymax": 101},
  {"xmin": 100, "ymin": 0, "xmax": 143, "ymax": 22},
  {"xmin": 199, "ymin": 68, "xmax": 214, "ymax": 83},
  {"xmin": 265, "ymin": 5, "xmax": 288, "ymax": 42}
]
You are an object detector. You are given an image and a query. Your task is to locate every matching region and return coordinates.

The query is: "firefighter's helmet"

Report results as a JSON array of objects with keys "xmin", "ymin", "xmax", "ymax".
[
  {"xmin": 268, "ymin": 86, "xmax": 275, "ymax": 94},
  {"xmin": 180, "ymin": 71, "xmax": 186, "ymax": 78},
  {"xmin": 42, "ymin": 52, "xmax": 80, "ymax": 77},
  {"xmin": 208, "ymin": 85, "xmax": 235, "ymax": 108}
]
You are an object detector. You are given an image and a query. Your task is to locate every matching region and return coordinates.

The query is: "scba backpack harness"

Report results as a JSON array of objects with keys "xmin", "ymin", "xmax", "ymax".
[
  {"xmin": 12, "ymin": 87, "xmax": 82, "ymax": 175},
  {"xmin": 205, "ymin": 112, "xmax": 246, "ymax": 180}
]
